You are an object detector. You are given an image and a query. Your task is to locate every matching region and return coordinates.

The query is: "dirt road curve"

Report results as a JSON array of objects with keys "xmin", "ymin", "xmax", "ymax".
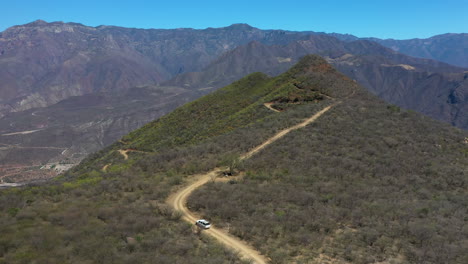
[
  {"xmin": 167, "ymin": 168, "xmax": 269, "ymax": 264},
  {"xmin": 118, "ymin": 150, "xmax": 129, "ymax": 160},
  {"xmin": 167, "ymin": 103, "xmax": 338, "ymax": 264},
  {"xmin": 263, "ymin": 102, "xmax": 281, "ymax": 112}
]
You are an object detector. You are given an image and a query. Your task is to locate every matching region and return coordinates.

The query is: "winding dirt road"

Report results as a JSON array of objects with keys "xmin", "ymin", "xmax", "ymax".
[
  {"xmin": 166, "ymin": 103, "xmax": 338, "ymax": 263},
  {"xmin": 118, "ymin": 149, "xmax": 150, "ymax": 160}
]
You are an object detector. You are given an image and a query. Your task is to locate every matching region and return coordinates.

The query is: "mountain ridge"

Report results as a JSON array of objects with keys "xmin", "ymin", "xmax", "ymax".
[
  {"xmin": 1, "ymin": 20, "xmax": 465, "ymax": 118},
  {"xmin": 0, "ymin": 20, "xmax": 467, "ymax": 182},
  {"xmin": 165, "ymin": 39, "xmax": 468, "ymax": 129}
]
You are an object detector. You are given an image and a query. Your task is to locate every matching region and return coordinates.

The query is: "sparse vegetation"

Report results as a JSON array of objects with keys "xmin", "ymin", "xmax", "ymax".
[
  {"xmin": 0, "ymin": 56, "xmax": 466, "ymax": 263},
  {"xmin": 189, "ymin": 88, "xmax": 468, "ymax": 263}
]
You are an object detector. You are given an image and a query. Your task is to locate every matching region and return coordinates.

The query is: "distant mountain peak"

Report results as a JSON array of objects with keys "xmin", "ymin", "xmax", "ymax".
[
  {"xmin": 27, "ymin": 19, "xmax": 49, "ymax": 26},
  {"xmin": 226, "ymin": 23, "xmax": 256, "ymax": 30}
]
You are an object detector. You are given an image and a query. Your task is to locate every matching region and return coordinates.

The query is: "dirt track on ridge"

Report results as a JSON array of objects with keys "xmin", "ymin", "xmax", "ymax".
[
  {"xmin": 166, "ymin": 103, "xmax": 338, "ymax": 263},
  {"xmin": 263, "ymin": 102, "xmax": 281, "ymax": 112}
]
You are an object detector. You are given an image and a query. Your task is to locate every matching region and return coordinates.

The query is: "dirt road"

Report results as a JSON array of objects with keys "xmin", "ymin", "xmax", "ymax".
[
  {"xmin": 118, "ymin": 149, "xmax": 150, "ymax": 160},
  {"xmin": 263, "ymin": 102, "xmax": 281, "ymax": 112},
  {"xmin": 241, "ymin": 104, "xmax": 336, "ymax": 160},
  {"xmin": 0, "ymin": 143, "xmax": 67, "ymax": 150},
  {"xmin": 2, "ymin": 129, "xmax": 42, "ymax": 136},
  {"xmin": 167, "ymin": 168, "xmax": 268, "ymax": 264},
  {"xmin": 118, "ymin": 149, "xmax": 130, "ymax": 160},
  {"xmin": 166, "ymin": 103, "xmax": 337, "ymax": 263}
]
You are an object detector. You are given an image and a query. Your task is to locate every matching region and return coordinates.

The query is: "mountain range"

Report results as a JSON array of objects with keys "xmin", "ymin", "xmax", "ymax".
[
  {"xmin": 0, "ymin": 20, "xmax": 467, "ymax": 182},
  {"xmin": 167, "ymin": 38, "xmax": 468, "ymax": 129},
  {"xmin": 310, "ymin": 31, "xmax": 468, "ymax": 68},
  {"xmin": 1, "ymin": 21, "xmax": 466, "ymax": 116},
  {"xmin": 368, "ymin": 33, "xmax": 468, "ymax": 68}
]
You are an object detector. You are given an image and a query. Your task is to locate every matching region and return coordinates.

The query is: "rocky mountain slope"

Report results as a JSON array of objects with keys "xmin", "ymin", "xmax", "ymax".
[
  {"xmin": 0, "ymin": 20, "xmax": 466, "ymax": 182},
  {"xmin": 0, "ymin": 21, "xmax": 316, "ymax": 117},
  {"xmin": 324, "ymin": 32, "xmax": 468, "ymax": 68},
  {"xmin": 2, "ymin": 21, "xmax": 465, "ymax": 117},
  {"xmin": 370, "ymin": 33, "xmax": 468, "ymax": 68},
  {"xmin": 1, "ymin": 56, "xmax": 466, "ymax": 263},
  {"xmin": 0, "ymin": 85, "xmax": 205, "ymax": 182},
  {"xmin": 167, "ymin": 39, "xmax": 468, "ymax": 129}
]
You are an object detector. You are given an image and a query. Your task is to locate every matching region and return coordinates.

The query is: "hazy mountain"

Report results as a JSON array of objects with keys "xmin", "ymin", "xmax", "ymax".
[
  {"xmin": 326, "ymin": 32, "xmax": 468, "ymax": 68},
  {"xmin": 167, "ymin": 39, "xmax": 468, "ymax": 128},
  {"xmin": 370, "ymin": 33, "xmax": 468, "ymax": 68},
  {"xmin": 331, "ymin": 53, "xmax": 468, "ymax": 129}
]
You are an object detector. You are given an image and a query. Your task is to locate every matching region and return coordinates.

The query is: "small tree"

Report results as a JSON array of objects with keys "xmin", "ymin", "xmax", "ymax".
[{"xmin": 220, "ymin": 153, "xmax": 242, "ymax": 175}]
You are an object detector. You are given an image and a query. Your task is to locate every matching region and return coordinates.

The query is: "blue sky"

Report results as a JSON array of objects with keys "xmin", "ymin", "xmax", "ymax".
[{"xmin": 1, "ymin": 0, "xmax": 467, "ymax": 39}]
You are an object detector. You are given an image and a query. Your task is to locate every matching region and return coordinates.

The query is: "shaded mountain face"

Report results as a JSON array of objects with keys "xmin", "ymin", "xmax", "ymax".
[
  {"xmin": 0, "ymin": 21, "xmax": 318, "ymax": 117},
  {"xmin": 166, "ymin": 39, "xmax": 468, "ymax": 129},
  {"xmin": 3, "ymin": 20, "xmax": 464, "ymax": 117},
  {"xmin": 331, "ymin": 54, "xmax": 468, "ymax": 129},
  {"xmin": 0, "ymin": 86, "xmax": 205, "ymax": 182},
  {"xmin": 166, "ymin": 38, "xmax": 464, "ymax": 89},
  {"xmin": 0, "ymin": 22, "xmax": 162, "ymax": 116},
  {"xmin": 327, "ymin": 32, "xmax": 468, "ymax": 68},
  {"xmin": 0, "ymin": 20, "xmax": 466, "ymax": 120},
  {"xmin": 370, "ymin": 33, "xmax": 468, "ymax": 68}
]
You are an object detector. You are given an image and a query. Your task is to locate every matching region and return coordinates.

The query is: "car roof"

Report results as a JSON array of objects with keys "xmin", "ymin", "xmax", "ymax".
[{"xmin": 198, "ymin": 219, "xmax": 209, "ymax": 223}]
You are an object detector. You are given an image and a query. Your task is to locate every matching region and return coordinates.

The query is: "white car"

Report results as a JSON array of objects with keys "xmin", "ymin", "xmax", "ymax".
[{"xmin": 195, "ymin": 219, "xmax": 211, "ymax": 229}]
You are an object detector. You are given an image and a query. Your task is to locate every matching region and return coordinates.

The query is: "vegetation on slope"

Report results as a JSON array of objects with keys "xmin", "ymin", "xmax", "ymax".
[
  {"xmin": 188, "ymin": 89, "xmax": 468, "ymax": 263},
  {"xmin": 0, "ymin": 55, "xmax": 344, "ymax": 263},
  {"xmin": 1, "ymin": 55, "xmax": 465, "ymax": 263},
  {"xmin": 73, "ymin": 55, "xmax": 345, "ymax": 174}
]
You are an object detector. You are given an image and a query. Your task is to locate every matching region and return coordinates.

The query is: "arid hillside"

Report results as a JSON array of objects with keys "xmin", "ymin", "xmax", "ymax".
[{"xmin": 1, "ymin": 56, "xmax": 466, "ymax": 263}]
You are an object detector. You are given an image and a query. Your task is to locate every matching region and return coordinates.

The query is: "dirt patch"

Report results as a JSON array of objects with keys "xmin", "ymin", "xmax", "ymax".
[
  {"xmin": 277, "ymin": 57, "xmax": 292, "ymax": 63},
  {"xmin": 2, "ymin": 129, "xmax": 42, "ymax": 136},
  {"xmin": 0, "ymin": 143, "xmax": 66, "ymax": 150},
  {"xmin": 118, "ymin": 149, "xmax": 151, "ymax": 160},
  {"xmin": 118, "ymin": 149, "xmax": 129, "ymax": 160},
  {"xmin": 381, "ymin": 64, "xmax": 416, "ymax": 70},
  {"xmin": 102, "ymin": 164, "xmax": 111, "ymax": 172}
]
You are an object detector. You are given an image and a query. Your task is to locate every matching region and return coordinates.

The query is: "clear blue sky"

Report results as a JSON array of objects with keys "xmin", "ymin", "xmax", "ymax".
[{"xmin": 1, "ymin": 0, "xmax": 466, "ymax": 39}]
